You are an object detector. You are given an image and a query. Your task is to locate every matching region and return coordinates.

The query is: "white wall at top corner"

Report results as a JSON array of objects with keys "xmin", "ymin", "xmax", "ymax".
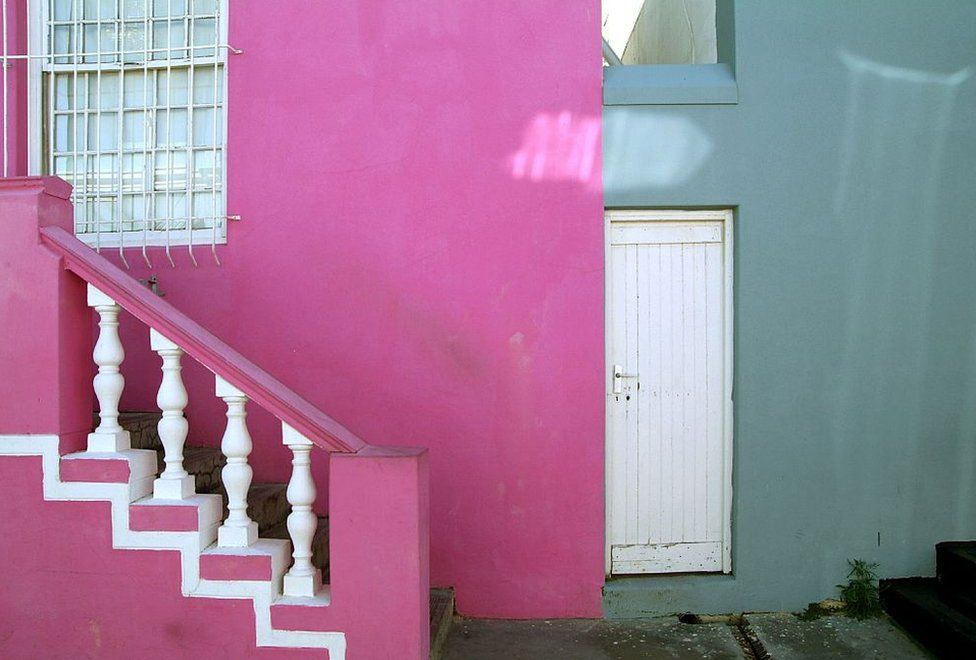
[{"xmin": 603, "ymin": 0, "xmax": 717, "ymax": 65}]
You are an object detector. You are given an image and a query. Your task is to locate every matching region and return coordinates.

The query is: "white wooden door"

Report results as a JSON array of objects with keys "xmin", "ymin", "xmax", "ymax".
[{"xmin": 606, "ymin": 210, "xmax": 733, "ymax": 575}]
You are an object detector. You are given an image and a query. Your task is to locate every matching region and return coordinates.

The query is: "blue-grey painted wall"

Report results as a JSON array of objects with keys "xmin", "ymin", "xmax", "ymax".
[{"xmin": 603, "ymin": 0, "xmax": 976, "ymax": 616}]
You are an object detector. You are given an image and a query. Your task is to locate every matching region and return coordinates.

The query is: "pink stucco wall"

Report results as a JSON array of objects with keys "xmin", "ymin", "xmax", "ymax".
[{"xmin": 98, "ymin": 2, "xmax": 602, "ymax": 618}]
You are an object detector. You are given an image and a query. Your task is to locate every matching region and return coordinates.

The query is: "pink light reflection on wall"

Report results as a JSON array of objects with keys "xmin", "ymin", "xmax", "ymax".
[{"xmin": 509, "ymin": 111, "xmax": 600, "ymax": 191}]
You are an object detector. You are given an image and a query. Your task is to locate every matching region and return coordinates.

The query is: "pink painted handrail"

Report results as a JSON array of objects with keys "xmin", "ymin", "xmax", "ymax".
[{"xmin": 40, "ymin": 225, "xmax": 367, "ymax": 454}]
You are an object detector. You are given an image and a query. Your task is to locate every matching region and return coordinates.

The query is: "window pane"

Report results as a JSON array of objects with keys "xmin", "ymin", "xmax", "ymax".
[
  {"xmin": 121, "ymin": 22, "xmax": 149, "ymax": 62},
  {"xmin": 154, "ymin": 151, "xmax": 187, "ymax": 189},
  {"xmin": 54, "ymin": 155, "xmax": 75, "ymax": 181},
  {"xmin": 87, "ymin": 71, "xmax": 120, "ymax": 109},
  {"xmin": 84, "ymin": 0, "xmax": 119, "ymax": 20},
  {"xmin": 191, "ymin": 0, "xmax": 217, "ymax": 17},
  {"xmin": 153, "ymin": 19, "xmax": 187, "ymax": 59},
  {"xmin": 54, "ymin": 76, "xmax": 73, "ymax": 111},
  {"xmin": 87, "ymin": 112, "xmax": 118, "ymax": 151},
  {"xmin": 83, "ymin": 22, "xmax": 118, "ymax": 63},
  {"xmin": 192, "ymin": 148, "xmax": 220, "ymax": 186},
  {"xmin": 94, "ymin": 199, "xmax": 117, "ymax": 233},
  {"xmin": 191, "ymin": 191, "xmax": 216, "ymax": 228},
  {"xmin": 156, "ymin": 192, "xmax": 188, "ymax": 229},
  {"xmin": 156, "ymin": 109, "xmax": 188, "ymax": 147},
  {"xmin": 191, "ymin": 17, "xmax": 217, "ymax": 57},
  {"xmin": 122, "ymin": 71, "xmax": 150, "ymax": 107},
  {"xmin": 156, "ymin": 68, "xmax": 189, "ymax": 105},
  {"xmin": 92, "ymin": 154, "xmax": 118, "ymax": 193},
  {"xmin": 192, "ymin": 107, "xmax": 220, "ymax": 146},
  {"xmin": 121, "ymin": 154, "xmax": 148, "ymax": 192},
  {"xmin": 191, "ymin": 65, "xmax": 222, "ymax": 104},
  {"xmin": 153, "ymin": 0, "xmax": 188, "ymax": 18},
  {"xmin": 54, "ymin": 114, "xmax": 74, "ymax": 152},
  {"xmin": 52, "ymin": 25, "xmax": 73, "ymax": 63},
  {"xmin": 52, "ymin": 0, "xmax": 75, "ymax": 21},
  {"xmin": 124, "ymin": 0, "xmax": 148, "ymax": 19},
  {"xmin": 122, "ymin": 111, "xmax": 147, "ymax": 149}
]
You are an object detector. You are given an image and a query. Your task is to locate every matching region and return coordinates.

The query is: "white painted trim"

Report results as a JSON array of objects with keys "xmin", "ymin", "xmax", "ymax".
[
  {"xmin": 606, "ymin": 209, "xmax": 731, "ymax": 223},
  {"xmin": 0, "ymin": 434, "xmax": 346, "ymax": 658},
  {"xmin": 722, "ymin": 210, "xmax": 734, "ymax": 574},
  {"xmin": 27, "ymin": 0, "xmax": 43, "ymax": 174},
  {"xmin": 603, "ymin": 208, "xmax": 734, "ymax": 576},
  {"xmin": 611, "ymin": 540, "xmax": 723, "ymax": 574},
  {"xmin": 609, "ymin": 221, "xmax": 723, "ymax": 246}
]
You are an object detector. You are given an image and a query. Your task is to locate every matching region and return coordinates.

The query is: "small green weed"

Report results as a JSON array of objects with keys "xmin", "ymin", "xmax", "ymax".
[{"xmin": 837, "ymin": 559, "xmax": 882, "ymax": 620}]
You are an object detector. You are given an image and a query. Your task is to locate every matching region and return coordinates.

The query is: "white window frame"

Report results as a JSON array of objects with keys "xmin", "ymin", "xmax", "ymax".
[{"xmin": 26, "ymin": 0, "xmax": 229, "ymax": 250}]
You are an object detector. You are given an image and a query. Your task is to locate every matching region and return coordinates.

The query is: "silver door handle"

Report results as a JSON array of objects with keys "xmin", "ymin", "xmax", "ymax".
[{"xmin": 613, "ymin": 365, "xmax": 638, "ymax": 394}]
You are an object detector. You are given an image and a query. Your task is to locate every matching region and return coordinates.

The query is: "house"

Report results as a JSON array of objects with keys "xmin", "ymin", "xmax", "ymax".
[{"xmin": 1, "ymin": 1, "xmax": 975, "ymax": 658}]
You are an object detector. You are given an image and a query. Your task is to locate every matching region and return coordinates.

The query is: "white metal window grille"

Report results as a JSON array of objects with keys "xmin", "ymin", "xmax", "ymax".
[{"xmin": 33, "ymin": 0, "xmax": 230, "ymax": 265}]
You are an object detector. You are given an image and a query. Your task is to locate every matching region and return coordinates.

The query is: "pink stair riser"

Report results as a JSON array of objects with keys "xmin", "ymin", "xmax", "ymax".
[
  {"xmin": 129, "ymin": 504, "xmax": 199, "ymax": 532},
  {"xmin": 60, "ymin": 457, "xmax": 130, "ymax": 483},
  {"xmin": 200, "ymin": 553, "xmax": 274, "ymax": 581},
  {"xmin": 270, "ymin": 603, "xmax": 335, "ymax": 632}
]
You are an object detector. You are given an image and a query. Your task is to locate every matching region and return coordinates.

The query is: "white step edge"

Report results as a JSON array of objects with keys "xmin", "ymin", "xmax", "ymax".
[{"xmin": 0, "ymin": 434, "xmax": 346, "ymax": 658}]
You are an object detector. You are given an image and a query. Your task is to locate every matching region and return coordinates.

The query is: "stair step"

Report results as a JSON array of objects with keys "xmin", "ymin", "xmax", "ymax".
[
  {"xmin": 116, "ymin": 413, "xmax": 294, "ymax": 542},
  {"xmin": 117, "ymin": 411, "xmax": 163, "ymax": 450},
  {"xmin": 937, "ymin": 541, "xmax": 976, "ymax": 618},
  {"xmin": 229, "ymin": 482, "xmax": 289, "ymax": 534},
  {"xmin": 183, "ymin": 446, "xmax": 226, "ymax": 494},
  {"xmin": 881, "ymin": 577, "xmax": 976, "ymax": 656},
  {"xmin": 265, "ymin": 516, "xmax": 330, "ymax": 579}
]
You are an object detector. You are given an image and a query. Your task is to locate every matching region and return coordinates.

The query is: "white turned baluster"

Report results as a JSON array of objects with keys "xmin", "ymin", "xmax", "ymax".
[
  {"xmin": 150, "ymin": 329, "xmax": 195, "ymax": 499},
  {"xmin": 282, "ymin": 423, "xmax": 321, "ymax": 597},
  {"xmin": 215, "ymin": 375, "xmax": 258, "ymax": 547},
  {"xmin": 87, "ymin": 284, "xmax": 131, "ymax": 453}
]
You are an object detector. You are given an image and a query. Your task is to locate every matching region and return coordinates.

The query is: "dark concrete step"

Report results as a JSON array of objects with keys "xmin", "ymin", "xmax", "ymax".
[
  {"xmin": 116, "ymin": 412, "xmax": 292, "ymax": 537},
  {"xmin": 880, "ymin": 576, "xmax": 976, "ymax": 657},
  {"xmin": 937, "ymin": 541, "xmax": 976, "ymax": 619},
  {"xmin": 429, "ymin": 588, "xmax": 455, "ymax": 660},
  {"xmin": 117, "ymin": 411, "xmax": 164, "ymax": 450},
  {"xmin": 181, "ymin": 446, "xmax": 226, "ymax": 494},
  {"xmin": 210, "ymin": 482, "xmax": 290, "ymax": 535},
  {"xmin": 265, "ymin": 516, "xmax": 330, "ymax": 579}
]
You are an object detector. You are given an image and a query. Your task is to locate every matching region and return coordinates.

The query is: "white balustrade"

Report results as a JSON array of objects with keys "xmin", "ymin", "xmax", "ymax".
[
  {"xmin": 282, "ymin": 423, "xmax": 321, "ymax": 597},
  {"xmin": 215, "ymin": 375, "xmax": 258, "ymax": 547},
  {"xmin": 150, "ymin": 329, "xmax": 195, "ymax": 499},
  {"xmin": 87, "ymin": 284, "xmax": 131, "ymax": 452}
]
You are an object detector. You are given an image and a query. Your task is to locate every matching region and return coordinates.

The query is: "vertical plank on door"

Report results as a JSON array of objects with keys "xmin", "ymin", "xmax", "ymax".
[
  {"xmin": 705, "ymin": 240, "xmax": 725, "ymax": 542},
  {"xmin": 658, "ymin": 243, "xmax": 674, "ymax": 545},
  {"xmin": 609, "ymin": 244, "xmax": 629, "ymax": 547},
  {"xmin": 624, "ymin": 244, "xmax": 640, "ymax": 544}
]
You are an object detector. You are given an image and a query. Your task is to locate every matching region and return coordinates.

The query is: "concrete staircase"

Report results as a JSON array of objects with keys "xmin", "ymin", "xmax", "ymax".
[
  {"xmin": 120, "ymin": 412, "xmax": 331, "ymax": 584},
  {"xmin": 118, "ymin": 413, "xmax": 453, "ymax": 656},
  {"xmin": 881, "ymin": 541, "xmax": 976, "ymax": 656}
]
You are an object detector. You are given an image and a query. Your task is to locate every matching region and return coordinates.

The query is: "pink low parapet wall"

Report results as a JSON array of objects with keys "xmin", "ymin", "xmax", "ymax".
[
  {"xmin": 25, "ymin": 2, "xmax": 604, "ymax": 617},
  {"xmin": 127, "ymin": 2, "xmax": 603, "ymax": 618}
]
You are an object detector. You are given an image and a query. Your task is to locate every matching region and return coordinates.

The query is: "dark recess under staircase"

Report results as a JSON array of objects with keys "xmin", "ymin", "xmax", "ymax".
[{"xmin": 881, "ymin": 541, "xmax": 976, "ymax": 657}]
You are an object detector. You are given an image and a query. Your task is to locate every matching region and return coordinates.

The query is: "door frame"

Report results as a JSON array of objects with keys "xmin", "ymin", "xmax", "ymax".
[{"xmin": 604, "ymin": 208, "xmax": 734, "ymax": 575}]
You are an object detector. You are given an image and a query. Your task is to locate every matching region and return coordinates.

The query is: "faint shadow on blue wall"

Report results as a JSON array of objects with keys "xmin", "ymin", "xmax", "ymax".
[
  {"xmin": 830, "ymin": 49, "xmax": 973, "ymax": 565},
  {"xmin": 602, "ymin": 114, "xmax": 713, "ymax": 192}
]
